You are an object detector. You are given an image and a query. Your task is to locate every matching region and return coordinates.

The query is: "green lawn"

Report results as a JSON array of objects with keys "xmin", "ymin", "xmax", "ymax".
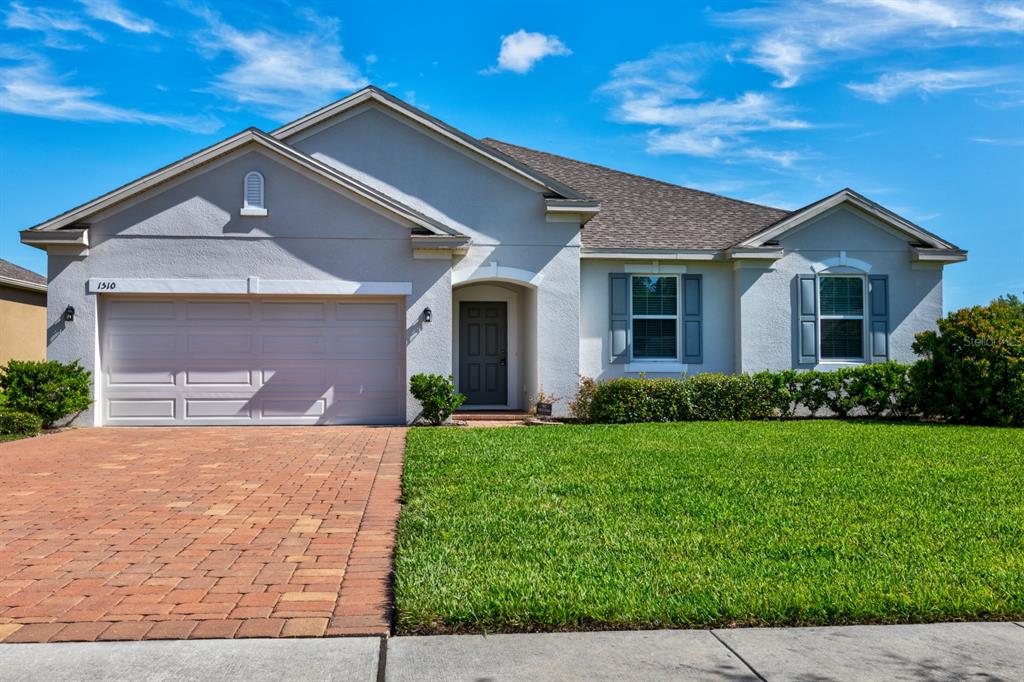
[{"xmin": 395, "ymin": 421, "xmax": 1024, "ymax": 634}]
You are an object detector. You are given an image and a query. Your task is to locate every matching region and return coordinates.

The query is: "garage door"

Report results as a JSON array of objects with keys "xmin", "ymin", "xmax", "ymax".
[{"xmin": 100, "ymin": 297, "xmax": 405, "ymax": 425}]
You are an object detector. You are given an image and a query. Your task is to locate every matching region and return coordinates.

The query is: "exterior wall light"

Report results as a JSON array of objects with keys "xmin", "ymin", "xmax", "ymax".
[
  {"xmin": 423, "ymin": 307, "xmax": 432, "ymax": 323},
  {"xmin": 63, "ymin": 305, "xmax": 75, "ymax": 322}
]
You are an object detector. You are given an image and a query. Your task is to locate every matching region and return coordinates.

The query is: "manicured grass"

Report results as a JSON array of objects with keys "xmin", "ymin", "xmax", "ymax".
[{"xmin": 395, "ymin": 421, "xmax": 1024, "ymax": 633}]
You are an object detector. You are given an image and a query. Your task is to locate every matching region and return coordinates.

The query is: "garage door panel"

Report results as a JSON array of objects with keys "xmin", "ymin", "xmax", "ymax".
[
  {"xmin": 262, "ymin": 301, "xmax": 326, "ymax": 321},
  {"xmin": 102, "ymin": 296, "xmax": 404, "ymax": 425},
  {"xmin": 261, "ymin": 398, "xmax": 326, "ymax": 418},
  {"xmin": 187, "ymin": 333, "xmax": 253, "ymax": 355},
  {"xmin": 186, "ymin": 301, "xmax": 253, "ymax": 320},
  {"xmin": 184, "ymin": 368, "xmax": 253, "ymax": 386},
  {"xmin": 108, "ymin": 367, "xmax": 176, "ymax": 385},
  {"xmin": 108, "ymin": 399, "xmax": 176, "ymax": 419},
  {"xmin": 108, "ymin": 300, "xmax": 177, "ymax": 320},
  {"xmin": 262, "ymin": 334, "xmax": 324, "ymax": 355},
  {"xmin": 186, "ymin": 399, "xmax": 252, "ymax": 419},
  {"xmin": 108, "ymin": 332, "xmax": 177, "ymax": 357}
]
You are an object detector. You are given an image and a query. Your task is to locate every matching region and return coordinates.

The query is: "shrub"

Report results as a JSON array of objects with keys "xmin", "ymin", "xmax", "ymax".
[
  {"xmin": 409, "ymin": 373, "xmax": 465, "ymax": 425},
  {"xmin": 751, "ymin": 369, "xmax": 800, "ymax": 418},
  {"xmin": 0, "ymin": 360, "xmax": 92, "ymax": 428},
  {"xmin": 568, "ymin": 376, "xmax": 597, "ymax": 423},
  {"xmin": 910, "ymin": 293, "xmax": 1024, "ymax": 426},
  {"xmin": 847, "ymin": 362, "xmax": 915, "ymax": 418},
  {"xmin": 681, "ymin": 373, "xmax": 771, "ymax": 421},
  {"xmin": 796, "ymin": 371, "xmax": 830, "ymax": 417},
  {"xmin": 0, "ymin": 409, "xmax": 43, "ymax": 437}
]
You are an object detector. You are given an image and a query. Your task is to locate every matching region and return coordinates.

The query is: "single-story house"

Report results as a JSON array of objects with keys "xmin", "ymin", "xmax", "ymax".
[
  {"xmin": 21, "ymin": 86, "xmax": 966, "ymax": 426},
  {"xmin": 0, "ymin": 258, "xmax": 47, "ymax": 365}
]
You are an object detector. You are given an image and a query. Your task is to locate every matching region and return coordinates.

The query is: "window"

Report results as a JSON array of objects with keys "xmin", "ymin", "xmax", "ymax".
[
  {"xmin": 631, "ymin": 275, "xmax": 678, "ymax": 359},
  {"xmin": 241, "ymin": 171, "xmax": 266, "ymax": 216},
  {"xmin": 819, "ymin": 275, "xmax": 864, "ymax": 360}
]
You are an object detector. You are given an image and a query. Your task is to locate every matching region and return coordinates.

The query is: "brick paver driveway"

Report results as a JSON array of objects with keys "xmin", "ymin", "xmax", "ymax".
[{"xmin": 0, "ymin": 426, "xmax": 404, "ymax": 643}]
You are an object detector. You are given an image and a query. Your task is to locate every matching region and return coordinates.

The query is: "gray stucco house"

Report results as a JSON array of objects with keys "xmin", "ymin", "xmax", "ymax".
[{"xmin": 21, "ymin": 86, "xmax": 966, "ymax": 426}]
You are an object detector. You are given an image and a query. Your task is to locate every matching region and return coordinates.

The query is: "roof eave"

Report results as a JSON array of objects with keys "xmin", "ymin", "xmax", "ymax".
[{"xmin": 0, "ymin": 274, "xmax": 47, "ymax": 292}]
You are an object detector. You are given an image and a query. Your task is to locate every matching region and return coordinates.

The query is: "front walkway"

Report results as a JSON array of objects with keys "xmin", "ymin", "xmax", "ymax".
[
  {"xmin": 1, "ymin": 622, "xmax": 1021, "ymax": 681},
  {"xmin": 0, "ymin": 426, "xmax": 404, "ymax": 643}
]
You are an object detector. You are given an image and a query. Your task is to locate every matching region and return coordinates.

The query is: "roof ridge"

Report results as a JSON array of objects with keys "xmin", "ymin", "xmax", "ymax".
[{"xmin": 480, "ymin": 138, "xmax": 790, "ymax": 215}]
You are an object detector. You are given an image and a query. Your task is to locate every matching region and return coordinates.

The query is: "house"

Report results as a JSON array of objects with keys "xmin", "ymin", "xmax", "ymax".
[
  {"xmin": 20, "ymin": 86, "xmax": 966, "ymax": 426},
  {"xmin": 0, "ymin": 259, "xmax": 47, "ymax": 365}
]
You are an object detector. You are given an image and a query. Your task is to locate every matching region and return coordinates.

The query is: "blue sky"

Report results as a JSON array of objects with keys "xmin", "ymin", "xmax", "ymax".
[{"xmin": 1, "ymin": 0, "xmax": 1021, "ymax": 310}]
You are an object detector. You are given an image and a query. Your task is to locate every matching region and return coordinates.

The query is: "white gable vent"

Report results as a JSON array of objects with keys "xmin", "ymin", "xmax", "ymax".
[{"xmin": 241, "ymin": 171, "xmax": 267, "ymax": 216}]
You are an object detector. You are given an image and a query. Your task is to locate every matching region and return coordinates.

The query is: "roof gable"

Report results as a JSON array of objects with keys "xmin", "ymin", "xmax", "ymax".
[
  {"xmin": 272, "ymin": 86, "xmax": 589, "ymax": 202},
  {"xmin": 737, "ymin": 188, "xmax": 962, "ymax": 252},
  {"xmin": 24, "ymin": 128, "xmax": 465, "ymax": 238}
]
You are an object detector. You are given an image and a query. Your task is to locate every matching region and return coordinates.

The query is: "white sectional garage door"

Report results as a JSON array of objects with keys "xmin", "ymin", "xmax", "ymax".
[{"xmin": 100, "ymin": 297, "xmax": 405, "ymax": 425}]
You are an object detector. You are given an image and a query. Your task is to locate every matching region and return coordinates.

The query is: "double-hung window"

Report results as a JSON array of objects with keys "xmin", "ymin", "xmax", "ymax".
[
  {"xmin": 630, "ymin": 275, "xmax": 678, "ymax": 360},
  {"xmin": 818, "ymin": 275, "xmax": 865, "ymax": 360}
]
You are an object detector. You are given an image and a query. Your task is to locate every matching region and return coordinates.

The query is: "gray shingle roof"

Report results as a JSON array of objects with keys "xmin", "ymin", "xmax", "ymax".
[
  {"xmin": 480, "ymin": 139, "xmax": 791, "ymax": 250},
  {"xmin": 0, "ymin": 258, "xmax": 45, "ymax": 286}
]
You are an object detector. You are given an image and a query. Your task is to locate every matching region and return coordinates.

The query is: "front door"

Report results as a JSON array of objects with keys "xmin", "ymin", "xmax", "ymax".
[{"xmin": 459, "ymin": 301, "xmax": 507, "ymax": 405}]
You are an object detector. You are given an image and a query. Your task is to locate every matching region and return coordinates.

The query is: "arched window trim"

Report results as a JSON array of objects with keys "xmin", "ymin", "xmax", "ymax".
[{"xmin": 241, "ymin": 171, "xmax": 267, "ymax": 216}]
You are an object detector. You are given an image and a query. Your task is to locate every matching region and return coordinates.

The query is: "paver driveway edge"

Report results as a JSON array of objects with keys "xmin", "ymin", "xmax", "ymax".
[{"xmin": 0, "ymin": 426, "xmax": 406, "ymax": 644}]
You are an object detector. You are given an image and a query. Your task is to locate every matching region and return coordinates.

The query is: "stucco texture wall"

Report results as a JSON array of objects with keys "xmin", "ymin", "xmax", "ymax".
[
  {"xmin": 735, "ymin": 205, "xmax": 943, "ymax": 372},
  {"xmin": 580, "ymin": 260, "xmax": 735, "ymax": 379},
  {"xmin": 0, "ymin": 286, "xmax": 46, "ymax": 364},
  {"xmin": 46, "ymin": 146, "xmax": 453, "ymax": 424}
]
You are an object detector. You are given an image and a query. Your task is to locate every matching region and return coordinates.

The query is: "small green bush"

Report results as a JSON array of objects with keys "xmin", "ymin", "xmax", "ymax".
[
  {"xmin": 410, "ymin": 373, "xmax": 465, "ymax": 425},
  {"xmin": 910, "ymin": 293, "xmax": 1024, "ymax": 426},
  {"xmin": 0, "ymin": 360, "xmax": 92, "ymax": 427},
  {"xmin": 848, "ymin": 361, "xmax": 915, "ymax": 418},
  {"xmin": 568, "ymin": 376, "xmax": 597, "ymax": 423},
  {"xmin": 0, "ymin": 409, "xmax": 43, "ymax": 436}
]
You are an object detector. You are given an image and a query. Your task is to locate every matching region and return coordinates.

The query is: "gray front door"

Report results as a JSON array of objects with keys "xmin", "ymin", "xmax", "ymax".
[{"xmin": 459, "ymin": 301, "xmax": 507, "ymax": 405}]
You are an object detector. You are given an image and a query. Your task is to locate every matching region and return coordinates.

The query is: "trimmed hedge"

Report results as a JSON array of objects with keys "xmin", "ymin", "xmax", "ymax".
[
  {"xmin": 0, "ymin": 360, "xmax": 93, "ymax": 428},
  {"xmin": 0, "ymin": 409, "xmax": 43, "ymax": 437},
  {"xmin": 582, "ymin": 362, "xmax": 915, "ymax": 424}
]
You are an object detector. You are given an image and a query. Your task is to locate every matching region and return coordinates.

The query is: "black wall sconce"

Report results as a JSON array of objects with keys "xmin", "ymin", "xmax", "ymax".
[
  {"xmin": 62, "ymin": 305, "xmax": 75, "ymax": 323},
  {"xmin": 423, "ymin": 307, "xmax": 432, "ymax": 323}
]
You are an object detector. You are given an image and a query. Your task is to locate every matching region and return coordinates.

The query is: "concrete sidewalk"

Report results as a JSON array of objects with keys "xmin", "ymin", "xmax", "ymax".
[{"xmin": 1, "ymin": 622, "xmax": 1021, "ymax": 681}]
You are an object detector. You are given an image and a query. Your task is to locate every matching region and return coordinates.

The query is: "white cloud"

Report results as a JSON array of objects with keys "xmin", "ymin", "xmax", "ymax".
[
  {"xmin": 848, "ymin": 68, "xmax": 1014, "ymax": 101},
  {"xmin": 601, "ymin": 48, "xmax": 811, "ymax": 167},
  {"xmin": 482, "ymin": 29, "xmax": 571, "ymax": 75},
  {"xmin": 78, "ymin": 0, "xmax": 165, "ymax": 35},
  {"xmin": 971, "ymin": 136, "xmax": 1024, "ymax": 146},
  {"xmin": 0, "ymin": 50, "xmax": 221, "ymax": 133},
  {"xmin": 719, "ymin": 0, "xmax": 1024, "ymax": 87},
  {"xmin": 192, "ymin": 7, "xmax": 366, "ymax": 119},
  {"xmin": 4, "ymin": 1, "xmax": 101, "ymax": 49}
]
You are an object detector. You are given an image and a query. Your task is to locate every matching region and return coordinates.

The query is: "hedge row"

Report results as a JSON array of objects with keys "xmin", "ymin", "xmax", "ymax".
[{"xmin": 574, "ymin": 362, "xmax": 916, "ymax": 424}]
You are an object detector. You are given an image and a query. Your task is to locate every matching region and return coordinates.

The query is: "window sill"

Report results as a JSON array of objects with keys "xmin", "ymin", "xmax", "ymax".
[
  {"xmin": 625, "ymin": 362, "xmax": 688, "ymax": 374},
  {"xmin": 816, "ymin": 360, "xmax": 866, "ymax": 368},
  {"xmin": 240, "ymin": 207, "xmax": 268, "ymax": 217}
]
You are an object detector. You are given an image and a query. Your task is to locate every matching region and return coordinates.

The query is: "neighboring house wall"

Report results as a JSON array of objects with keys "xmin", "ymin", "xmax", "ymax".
[
  {"xmin": 46, "ymin": 147, "xmax": 454, "ymax": 425},
  {"xmin": 0, "ymin": 285, "xmax": 46, "ymax": 364},
  {"xmin": 290, "ymin": 105, "xmax": 582, "ymax": 412},
  {"xmin": 580, "ymin": 260, "xmax": 735, "ymax": 379},
  {"xmin": 735, "ymin": 205, "xmax": 942, "ymax": 372}
]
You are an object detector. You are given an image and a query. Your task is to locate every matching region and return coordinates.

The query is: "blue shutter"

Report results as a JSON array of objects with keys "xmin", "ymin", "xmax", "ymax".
[
  {"xmin": 869, "ymin": 275, "xmax": 889, "ymax": 363},
  {"xmin": 682, "ymin": 274, "xmax": 702, "ymax": 364},
  {"xmin": 609, "ymin": 273, "xmax": 629, "ymax": 364},
  {"xmin": 797, "ymin": 275, "xmax": 817, "ymax": 365}
]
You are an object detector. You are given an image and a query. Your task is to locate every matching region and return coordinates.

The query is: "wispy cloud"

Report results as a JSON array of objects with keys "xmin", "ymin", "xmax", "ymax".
[
  {"xmin": 191, "ymin": 6, "xmax": 366, "ymax": 119},
  {"xmin": 4, "ymin": 1, "xmax": 101, "ymax": 49},
  {"xmin": 0, "ymin": 49, "xmax": 220, "ymax": 132},
  {"xmin": 601, "ymin": 47, "xmax": 812, "ymax": 167},
  {"xmin": 78, "ymin": 0, "xmax": 165, "ymax": 35},
  {"xmin": 481, "ymin": 29, "xmax": 571, "ymax": 75},
  {"xmin": 971, "ymin": 136, "xmax": 1024, "ymax": 146},
  {"xmin": 848, "ymin": 68, "xmax": 1015, "ymax": 102},
  {"xmin": 718, "ymin": 0, "xmax": 1024, "ymax": 87}
]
